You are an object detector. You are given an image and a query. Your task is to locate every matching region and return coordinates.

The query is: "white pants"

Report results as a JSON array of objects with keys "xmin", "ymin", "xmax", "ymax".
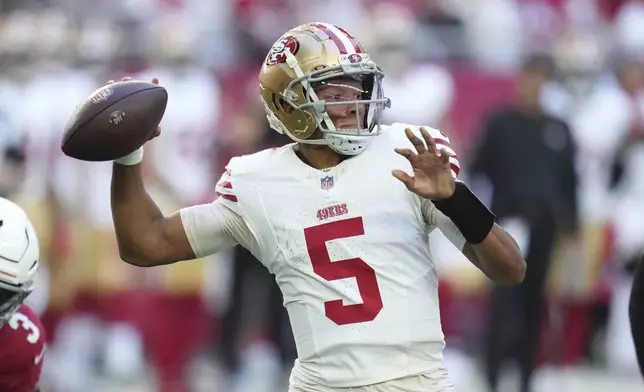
[{"xmin": 288, "ymin": 366, "xmax": 457, "ymax": 392}]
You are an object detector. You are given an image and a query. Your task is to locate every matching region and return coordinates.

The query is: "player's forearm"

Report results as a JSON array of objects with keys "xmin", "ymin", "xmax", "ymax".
[
  {"xmin": 462, "ymin": 224, "xmax": 526, "ymax": 285},
  {"xmin": 433, "ymin": 182, "xmax": 525, "ymax": 285},
  {"xmin": 110, "ymin": 163, "xmax": 165, "ymax": 265}
]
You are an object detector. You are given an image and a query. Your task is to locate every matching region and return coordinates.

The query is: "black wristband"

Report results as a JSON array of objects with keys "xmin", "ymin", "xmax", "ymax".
[{"xmin": 432, "ymin": 181, "xmax": 495, "ymax": 244}]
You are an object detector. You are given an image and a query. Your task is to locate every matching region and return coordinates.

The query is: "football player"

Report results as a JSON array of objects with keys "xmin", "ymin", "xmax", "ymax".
[
  {"xmin": 0, "ymin": 197, "xmax": 46, "ymax": 392},
  {"xmin": 105, "ymin": 23, "xmax": 525, "ymax": 392}
]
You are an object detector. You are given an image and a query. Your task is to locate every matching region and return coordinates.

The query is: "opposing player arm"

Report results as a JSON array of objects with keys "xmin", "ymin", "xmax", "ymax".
[
  {"xmin": 110, "ymin": 163, "xmax": 247, "ymax": 267},
  {"xmin": 427, "ymin": 191, "xmax": 526, "ymax": 285}
]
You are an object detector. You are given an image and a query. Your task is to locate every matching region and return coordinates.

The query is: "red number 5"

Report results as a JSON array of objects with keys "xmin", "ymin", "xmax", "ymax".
[{"xmin": 303, "ymin": 217, "xmax": 383, "ymax": 325}]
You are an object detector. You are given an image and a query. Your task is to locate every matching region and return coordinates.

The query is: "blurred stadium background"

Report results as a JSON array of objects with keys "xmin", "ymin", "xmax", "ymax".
[{"xmin": 1, "ymin": 0, "xmax": 644, "ymax": 391}]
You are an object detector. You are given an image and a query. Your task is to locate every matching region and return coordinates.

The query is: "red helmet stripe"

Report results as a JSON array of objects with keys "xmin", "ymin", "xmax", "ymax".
[
  {"xmin": 334, "ymin": 25, "xmax": 363, "ymax": 53},
  {"xmin": 311, "ymin": 23, "xmax": 350, "ymax": 54}
]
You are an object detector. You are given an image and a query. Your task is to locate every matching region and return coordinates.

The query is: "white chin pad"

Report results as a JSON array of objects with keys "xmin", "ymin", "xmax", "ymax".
[{"xmin": 325, "ymin": 134, "xmax": 372, "ymax": 156}]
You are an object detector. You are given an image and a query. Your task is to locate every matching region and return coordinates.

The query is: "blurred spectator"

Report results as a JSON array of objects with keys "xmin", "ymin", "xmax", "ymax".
[
  {"xmin": 215, "ymin": 90, "xmax": 294, "ymax": 392},
  {"xmin": 597, "ymin": 56, "xmax": 644, "ymax": 374},
  {"xmin": 606, "ymin": 59, "xmax": 644, "ymax": 272},
  {"xmin": 568, "ymin": 61, "xmax": 644, "ymax": 356},
  {"xmin": 0, "ymin": 70, "xmax": 25, "ymax": 198},
  {"xmin": 290, "ymin": 0, "xmax": 366, "ymax": 35},
  {"xmin": 369, "ymin": 2, "xmax": 455, "ymax": 130},
  {"xmin": 629, "ymin": 255, "xmax": 644, "ymax": 379},
  {"xmin": 613, "ymin": 0, "xmax": 644, "ymax": 57},
  {"xmin": 133, "ymin": 45, "xmax": 223, "ymax": 392},
  {"xmin": 417, "ymin": 0, "xmax": 469, "ymax": 61},
  {"xmin": 464, "ymin": 0, "xmax": 524, "ymax": 70},
  {"xmin": 470, "ymin": 54, "xmax": 579, "ymax": 392},
  {"xmin": 3, "ymin": 0, "xmax": 644, "ymax": 390}
]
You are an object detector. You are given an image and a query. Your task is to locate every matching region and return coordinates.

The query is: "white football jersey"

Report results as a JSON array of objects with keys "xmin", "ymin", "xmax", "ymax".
[
  {"xmin": 21, "ymin": 67, "xmax": 96, "ymax": 207},
  {"xmin": 181, "ymin": 123, "xmax": 464, "ymax": 387},
  {"xmin": 138, "ymin": 66, "xmax": 221, "ymax": 204},
  {"xmin": 382, "ymin": 64, "xmax": 454, "ymax": 127}
]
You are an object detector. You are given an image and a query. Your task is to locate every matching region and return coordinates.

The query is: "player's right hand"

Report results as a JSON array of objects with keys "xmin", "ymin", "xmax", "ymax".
[
  {"xmin": 105, "ymin": 76, "xmax": 162, "ymax": 140},
  {"xmin": 392, "ymin": 127, "xmax": 456, "ymax": 200}
]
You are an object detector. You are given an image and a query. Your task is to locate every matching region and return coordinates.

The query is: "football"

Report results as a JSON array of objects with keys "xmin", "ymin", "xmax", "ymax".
[{"xmin": 61, "ymin": 80, "xmax": 168, "ymax": 161}]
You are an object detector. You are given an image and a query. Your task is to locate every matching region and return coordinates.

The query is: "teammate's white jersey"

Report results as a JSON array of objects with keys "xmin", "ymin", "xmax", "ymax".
[
  {"xmin": 20, "ymin": 67, "xmax": 97, "ymax": 209},
  {"xmin": 138, "ymin": 66, "xmax": 221, "ymax": 204},
  {"xmin": 180, "ymin": 123, "xmax": 463, "ymax": 388}
]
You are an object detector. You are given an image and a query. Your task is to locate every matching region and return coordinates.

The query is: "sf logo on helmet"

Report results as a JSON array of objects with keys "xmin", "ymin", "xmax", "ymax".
[
  {"xmin": 266, "ymin": 36, "xmax": 300, "ymax": 66},
  {"xmin": 348, "ymin": 54, "xmax": 363, "ymax": 63}
]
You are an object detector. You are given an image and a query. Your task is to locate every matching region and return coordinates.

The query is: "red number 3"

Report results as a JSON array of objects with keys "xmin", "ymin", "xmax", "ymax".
[{"xmin": 304, "ymin": 217, "xmax": 383, "ymax": 325}]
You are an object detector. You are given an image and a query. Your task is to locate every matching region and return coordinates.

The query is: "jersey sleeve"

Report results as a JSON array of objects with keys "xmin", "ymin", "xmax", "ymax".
[
  {"xmin": 180, "ymin": 157, "xmax": 261, "ymax": 258},
  {"xmin": 214, "ymin": 163, "xmax": 241, "ymax": 213},
  {"xmin": 179, "ymin": 198, "xmax": 258, "ymax": 258},
  {"xmin": 421, "ymin": 196, "xmax": 466, "ymax": 251},
  {"xmin": 0, "ymin": 305, "xmax": 46, "ymax": 392}
]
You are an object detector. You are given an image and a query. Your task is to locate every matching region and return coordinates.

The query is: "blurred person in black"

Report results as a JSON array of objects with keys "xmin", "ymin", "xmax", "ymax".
[{"xmin": 470, "ymin": 54, "xmax": 578, "ymax": 392}]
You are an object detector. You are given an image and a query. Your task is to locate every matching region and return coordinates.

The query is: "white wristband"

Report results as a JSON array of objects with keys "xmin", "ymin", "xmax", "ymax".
[{"xmin": 114, "ymin": 147, "xmax": 144, "ymax": 166}]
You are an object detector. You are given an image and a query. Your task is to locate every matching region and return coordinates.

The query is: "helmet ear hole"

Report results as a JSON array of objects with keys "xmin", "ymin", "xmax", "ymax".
[
  {"xmin": 276, "ymin": 96, "xmax": 293, "ymax": 114},
  {"xmin": 269, "ymin": 92, "xmax": 294, "ymax": 115}
]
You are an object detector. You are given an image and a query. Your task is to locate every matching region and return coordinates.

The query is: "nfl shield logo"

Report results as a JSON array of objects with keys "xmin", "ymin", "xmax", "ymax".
[
  {"xmin": 321, "ymin": 176, "xmax": 334, "ymax": 190},
  {"xmin": 90, "ymin": 87, "xmax": 113, "ymax": 104}
]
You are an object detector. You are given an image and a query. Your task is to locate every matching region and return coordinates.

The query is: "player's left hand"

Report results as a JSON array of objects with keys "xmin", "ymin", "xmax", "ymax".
[
  {"xmin": 392, "ymin": 127, "xmax": 455, "ymax": 200},
  {"xmin": 105, "ymin": 76, "xmax": 162, "ymax": 140}
]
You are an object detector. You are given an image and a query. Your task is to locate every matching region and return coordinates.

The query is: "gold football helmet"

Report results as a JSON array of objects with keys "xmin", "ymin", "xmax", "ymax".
[{"xmin": 259, "ymin": 23, "xmax": 391, "ymax": 156}]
